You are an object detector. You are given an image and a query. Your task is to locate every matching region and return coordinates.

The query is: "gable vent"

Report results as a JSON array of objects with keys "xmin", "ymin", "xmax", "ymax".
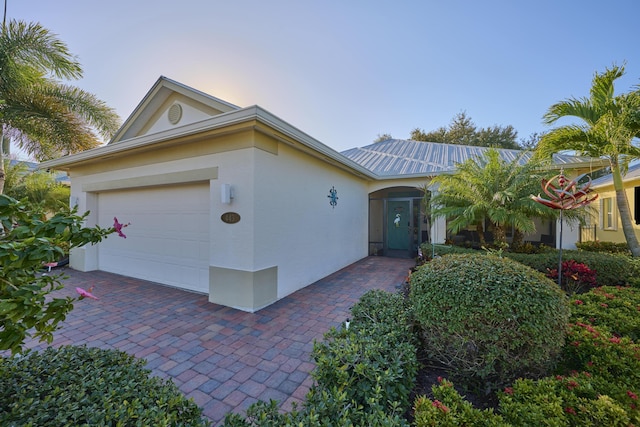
[{"xmin": 167, "ymin": 103, "xmax": 183, "ymax": 125}]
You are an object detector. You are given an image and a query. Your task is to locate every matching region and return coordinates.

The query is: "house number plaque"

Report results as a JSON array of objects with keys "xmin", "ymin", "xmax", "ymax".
[{"xmin": 221, "ymin": 212, "xmax": 241, "ymax": 224}]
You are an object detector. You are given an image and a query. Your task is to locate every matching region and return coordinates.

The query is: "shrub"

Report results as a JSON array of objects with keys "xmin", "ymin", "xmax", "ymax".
[
  {"xmin": 499, "ymin": 374, "xmax": 633, "ymax": 426},
  {"xmin": 0, "ymin": 345, "xmax": 210, "ymax": 426},
  {"xmin": 558, "ymin": 322, "xmax": 640, "ymax": 392},
  {"xmin": 420, "ymin": 242, "xmax": 475, "ymax": 258},
  {"xmin": 413, "ymin": 378, "xmax": 507, "ymax": 427},
  {"xmin": 410, "ymin": 254, "xmax": 570, "ymax": 394},
  {"xmin": 0, "ymin": 195, "xmax": 123, "ymax": 354},
  {"xmin": 546, "ymin": 259, "xmax": 598, "ymax": 294},
  {"xmin": 576, "ymin": 240, "xmax": 631, "ymax": 255},
  {"xmin": 225, "ymin": 290, "xmax": 417, "ymax": 426},
  {"xmin": 505, "ymin": 250, "xmax": 637, "ymax": 287},
  {"xmin": 309, "ymin": 292, "xmax": 418, "ymax": 424},
  {"xmin": 570, "ymin": 286, "xmax": 640, "ymax": 341}
]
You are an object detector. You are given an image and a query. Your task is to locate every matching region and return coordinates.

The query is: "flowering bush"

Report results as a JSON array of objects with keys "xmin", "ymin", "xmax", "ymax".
[
  {"xmin": 499, "ymin": 373, "xmax": 633, "ymax": 426},
  {"xmin": 0, "ymin": 195, "xmax": 125, "ymax": 354},
  {"xmin": 413, "ymin": 378, "xmax": 506, "ymax": 426},
  {"xmin": 570, "ymin": 286, "xmax": 640, "ymax": 341},
  {"xmin": 546, "ymin": 259, "xmax": 598, "ymax": 294}
]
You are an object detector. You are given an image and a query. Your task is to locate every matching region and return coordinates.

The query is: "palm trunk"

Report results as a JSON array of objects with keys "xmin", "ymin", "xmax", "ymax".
[
  {"xmin": 492, "ymin": 223, "xmax": 507, "ymax": 247},
  {"xmin": 511, "ymin": 229, "xmax": 524, "ymax": 251},
  {"xmin": 612, "ymin": 167, "xmax": 640, "ymax": 257},
  {"xmin": 476, "ymin": 221, "xmax": 486, "ymax": 246}
]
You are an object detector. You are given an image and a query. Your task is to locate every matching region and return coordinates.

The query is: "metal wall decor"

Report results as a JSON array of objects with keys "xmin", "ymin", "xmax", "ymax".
[{"xmin": 328, "ymin": 186, "xmax": 338, "ymax": 208}]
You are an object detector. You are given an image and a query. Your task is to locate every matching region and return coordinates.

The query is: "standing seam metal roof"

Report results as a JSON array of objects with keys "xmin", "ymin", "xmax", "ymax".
[{"xmin": 340, "ymin": 139, "xmax": 603, "ymax": 177}]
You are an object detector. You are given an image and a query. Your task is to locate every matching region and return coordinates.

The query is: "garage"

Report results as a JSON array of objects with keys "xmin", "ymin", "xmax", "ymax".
[{"xmin": 96, "ymin": 183, "xmax": 210, "ymax": 293}]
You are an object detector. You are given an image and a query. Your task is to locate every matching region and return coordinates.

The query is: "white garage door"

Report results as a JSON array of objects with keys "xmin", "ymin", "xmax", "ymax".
[{"xmin": 97, "ymin": 183, "xmax": 210, "ymax": 293}]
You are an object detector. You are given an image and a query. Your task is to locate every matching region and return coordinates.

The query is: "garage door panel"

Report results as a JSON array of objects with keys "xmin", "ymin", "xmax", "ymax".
[{"xmin": 97, "ymin": 184, "xmax": 210, "ymax": 293}]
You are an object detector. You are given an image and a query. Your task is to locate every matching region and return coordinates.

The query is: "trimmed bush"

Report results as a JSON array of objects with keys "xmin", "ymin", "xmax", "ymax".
[
  {"xmin": 410, "ymin": 254, "xmax": 570, "ymax": 393},
  {"xmin": 570, "ymin": 286, "xmax": 640, "ymax": 341},
  {"xmin": 309, "ymin": 290, "xmax": 418, "ymax": 422},
  {"xmin": 505, "ymin": 250, "xmax": 638, "ymax": 287},
  {"xmin": 576, "ymin": 240, "xmax": 631, "ymax": 255},
  {"xmin": 0, "ymin": 345, "xmax": 210, "ymax": 426}
]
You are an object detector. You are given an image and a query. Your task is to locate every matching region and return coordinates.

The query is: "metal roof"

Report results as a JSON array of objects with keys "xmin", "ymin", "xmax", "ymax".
[
  {"xmin": 341, "ymin": 139, "xmax": 605, "ymax": 177},
  {"xmin": 591, "ymin": 162, "xmax": 640, "ymax": 188}
]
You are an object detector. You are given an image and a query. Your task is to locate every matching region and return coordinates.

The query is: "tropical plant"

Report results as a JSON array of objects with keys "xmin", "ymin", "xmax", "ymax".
[
  {"xmin": 536, "ymin": 64, "xmax": 640, "ymax": 256},
  {"xmin": 3, "ymin": 159, "xmax": 69, "ymax": 211},
  {"xmin": 429, "ymin": 148, "xmax": 556, "ymax": 247},
  {"xmin": 0, "ymin": 19, "xmax": 120, "ymax": 193},
  {"xmin": 0, "ymin": 194, "xmax": 123, "ymax": 354}
]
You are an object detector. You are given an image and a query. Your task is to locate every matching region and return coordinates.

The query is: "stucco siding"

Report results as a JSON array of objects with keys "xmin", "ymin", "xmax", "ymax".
[{"xmin": 253, "ymin": 141, "xmax": 369, "ymax": 299}]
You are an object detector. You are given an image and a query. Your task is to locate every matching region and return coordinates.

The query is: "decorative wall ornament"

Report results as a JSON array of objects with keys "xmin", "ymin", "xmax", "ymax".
[
  {"xmin": 394, "ymin": 213, "xmax": 401, "ymax": 227},
  {"xmin": 328, "ymin": 186, "xmax": 338, "ymax": 208}
]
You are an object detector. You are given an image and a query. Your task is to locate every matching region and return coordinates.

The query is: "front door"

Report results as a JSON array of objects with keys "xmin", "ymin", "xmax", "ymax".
[{"xmin": 387, "ymin": 200, "xmax": 411, "ymax": 254}]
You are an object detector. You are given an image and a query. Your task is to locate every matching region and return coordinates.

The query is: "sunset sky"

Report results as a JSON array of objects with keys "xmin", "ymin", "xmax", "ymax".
[{"xmin": 9, "ymin": 0, "xmax": 640, "ymax": 154}]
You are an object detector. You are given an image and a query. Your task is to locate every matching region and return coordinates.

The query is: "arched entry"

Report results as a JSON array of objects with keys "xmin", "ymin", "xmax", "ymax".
[{"xmin": 369, "ymin": 187, "xmax": 427, "ymax": 258}]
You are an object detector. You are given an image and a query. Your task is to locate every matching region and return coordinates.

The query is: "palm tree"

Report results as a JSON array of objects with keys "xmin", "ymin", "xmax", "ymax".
[
  {"xmin": 536, "ymin": 64, "xmax": 640, "ymax": 256},
  {"xmin": 430, "ymin": 148, "xmax": 555, "ymax": 248},
  {"xmin": 0, "ymin": 19, "xmax": 120, "ymax": 193}
]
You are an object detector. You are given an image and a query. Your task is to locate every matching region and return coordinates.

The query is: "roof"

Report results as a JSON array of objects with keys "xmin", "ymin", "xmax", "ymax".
[
  {"xmin": 39, "ymin": 77, "xmax": 608, "ymax": 182},
  {"xmin": 591, "ymin": 162, "xmax": 640, "ymax": 188},
  {"xmin": 341, "ymin": 139, "xmax": 607, "ymax": 177}
]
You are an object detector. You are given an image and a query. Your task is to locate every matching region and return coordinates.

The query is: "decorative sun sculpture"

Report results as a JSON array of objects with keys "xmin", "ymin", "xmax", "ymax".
[
  {"xmin": 531, "ymin": 171, "xmax": 598, "ymax": 210},
  {"xmin": 531, "ymin": 170, "xmax": 598, "ymax": 287}
]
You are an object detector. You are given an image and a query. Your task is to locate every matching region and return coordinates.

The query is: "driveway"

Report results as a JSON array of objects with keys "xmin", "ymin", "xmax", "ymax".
[{"xmin": 16, "ymin": 256, "xmax": 414, "ymax": 425}]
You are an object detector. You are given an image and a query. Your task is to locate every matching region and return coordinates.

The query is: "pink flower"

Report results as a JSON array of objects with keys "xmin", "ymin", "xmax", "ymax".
[
  {"xmin": 565, "ymin": 407, "xmax": 576, "ymax": 415},
  {"xmin": 113, "ymin": 217, "xmax": 129, "ymax": 238},
  {"xmin": 610, "ymin": 336, "xmax": 622, "ymax": 344},
  {"xmin": 574, "ymin": 300, "xmax": 584, "ymax": 305},
  {"xmin": 504, "ymin": 387, "xmax": 514, "ymax": 395},
  {"xmin": 76, "ymin": 286, "xmax": 99, "ymax": 300},
  {"xmin": 628, "ymin": 391, "xmax": 638, "ymax": 400}
]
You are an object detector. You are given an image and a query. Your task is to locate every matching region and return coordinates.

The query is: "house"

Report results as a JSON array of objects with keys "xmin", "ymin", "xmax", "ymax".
[
  {"xmin": 39, "ymin": 76, "xmax": 605, "ymax": 312},
  {"xmin": 585, "ymin": 163, "xmax": 640, "ymax": 244}
]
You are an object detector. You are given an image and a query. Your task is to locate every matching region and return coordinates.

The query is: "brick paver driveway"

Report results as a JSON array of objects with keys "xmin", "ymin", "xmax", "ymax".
[{"xmin": 16, "ymin": 256, "xmax": 414, "ymax": 425}]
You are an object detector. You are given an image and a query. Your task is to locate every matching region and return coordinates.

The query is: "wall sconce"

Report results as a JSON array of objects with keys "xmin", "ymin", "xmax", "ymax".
[{"xmin": 221, "ymin": 184, "xmax": 234, "ymax": 204}]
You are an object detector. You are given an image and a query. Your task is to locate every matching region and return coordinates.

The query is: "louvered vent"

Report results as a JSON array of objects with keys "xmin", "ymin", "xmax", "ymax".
[{"xmin": 167, "ymin": 103, "xmax": 182, "ymax": 125}]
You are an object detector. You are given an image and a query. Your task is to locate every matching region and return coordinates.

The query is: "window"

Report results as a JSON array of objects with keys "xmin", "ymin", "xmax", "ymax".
[{"xmin": 601, "ymin": 197, "xmax": 617, "ymax": 230}]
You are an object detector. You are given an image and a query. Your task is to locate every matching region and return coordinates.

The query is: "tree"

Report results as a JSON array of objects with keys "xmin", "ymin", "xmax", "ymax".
[
  {"xmin": 3, "ymin": 160, "xmax": 69, "ymax": 212},
  {"xmin": 536, "ymin": 64, "xmax": 640, "ymax": 257},
  {"xmin": 410, "ymin": 112, "xmax": 521, "ymax": 149},
  {"xmin": 429, "ymin": 148, "xmax": 555, "ymax": 247},
  {"xmin": 0, "ymin": 19, "xmax": 120, "ymax": 193},
  {"xmin": 373, "ymin": 133, "xmax": 393, "ymax": 142}
]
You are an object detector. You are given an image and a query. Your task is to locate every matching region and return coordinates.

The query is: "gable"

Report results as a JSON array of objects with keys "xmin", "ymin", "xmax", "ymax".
[{"xmin": 110, "ymin": 76, "xmax": 240, "ymax": 143}]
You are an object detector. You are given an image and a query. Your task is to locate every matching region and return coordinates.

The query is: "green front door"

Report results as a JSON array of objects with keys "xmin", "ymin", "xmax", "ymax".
[{"xmin": 387, "ymin": 200, "xmax": 410, "ymax": 251}]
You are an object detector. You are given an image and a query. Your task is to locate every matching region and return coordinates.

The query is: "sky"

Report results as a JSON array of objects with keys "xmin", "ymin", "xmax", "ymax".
[{"xmin": 7, "ymin": 0, "xmax": 640, "ymax": 156}]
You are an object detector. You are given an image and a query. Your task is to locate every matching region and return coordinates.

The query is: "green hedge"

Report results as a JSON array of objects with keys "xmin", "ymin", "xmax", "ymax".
[
  {"xmin": 0, "ymin": 345, "xmax": 210, "ymax": 426},
  {"xmin": 576, "ymin": 240, "xmax": 631, "ymax": 255},
  {"xmin": 504, "ymin": 250, "xmax": 639, "ymax": 287}
]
